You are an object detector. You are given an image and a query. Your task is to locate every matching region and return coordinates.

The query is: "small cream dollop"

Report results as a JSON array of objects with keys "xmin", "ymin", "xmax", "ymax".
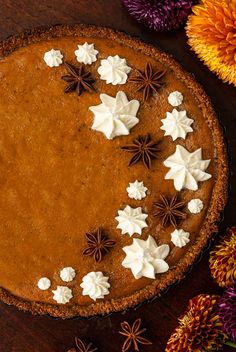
[
  {"xmin": 97, "ymin": 55, "xmax": 131, "ymax": 85},
  {"xmin": 168, "ymin": 91, "xmax": 183, "ymax": 106},
  {"xmin": 52, "ymin": 286, "xmax": 73, "ymax": 304},
  {"xmin": 37, "ymin": 277, "xmax": 51, "ymax": 290},
  {"xmin": 74, "ymin": 42, "xmax": 98, "ymax": 65},
  {"xmin": 171, "ymin": 229, "xmax": 190, "ymax": 248},
  {"xmin": 43, "ymin": 49, "xmax": 63, "ymax": 67},
  {"xmin": 126, "ymin": 180, "xmax": 148, "ymax": 200},
  {"xmin": 115, "ymin": 205, "xmax": 148, "ymax": 237},
  {"xmin": 60, "ymin": 267, "xmax": 76, "ymax": 282},
  {"xmin": 80, "ymin": 271, "xmax": 110, "ymax": 301},
  {"xmin": 188, "ymin": 199, "xmax": 204, "ymax": 214}
]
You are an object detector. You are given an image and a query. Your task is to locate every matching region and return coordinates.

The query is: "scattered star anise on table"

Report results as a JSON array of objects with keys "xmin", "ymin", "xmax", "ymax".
[
  {"xmin": 153, "ymin": 194, "xmax": 186, "ymax": 228},
  {"xmin": 121, "ymin": 134, "xmax": 160, "ymax": 169},
  {"xmin": 61, "ymin": 62, "xmax": 95, "ymax": 96},
  {"xmin": 119, "ymin": 318, "xmax": 152, "ymax": 352},
  {"xmin": 67, "ymin": 337, "xmax": 97, "ymax": 352},
  {"xmin": 83, "ymin": 227, "xmax": 116, "ymax": 263},
  {"xmin": 129, "ymin": 62, "xmax": 166, "ymax": 101}
]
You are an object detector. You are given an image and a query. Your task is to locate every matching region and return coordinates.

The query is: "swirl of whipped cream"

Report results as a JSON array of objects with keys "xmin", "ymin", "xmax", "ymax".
[
  {"xmin": 126, "ymin": 180, "xmax": 148, "ymax": 200},
  {"xmin": 164, "ymin": 145, "xmax": 212, "ymax": 191},
  {"xmin": 115, "ymin": 205, "xmax": 148, "ymax": 237},
  {"xmin": 161, "ymin": 109, "xmax": 194, "ymax": 141},
  {"xmin": 89, "ymin": 91, "xmax": 140, "ymax": 140},
  {"xmin": 97, "ymin": 55, "xmax": 131, "ymax": 85},
  {"xmin": 80, "ymin": 271, "xmax": 110, "ymax": 301},
  {"xmin": 188, "ymin": 198, "xmax": 204, "ymax": 214},
  {"xmin": 171, "ymin": 229, "xmax": 190, "ymax": 248},
  {"xmin": 60, "ymin": 267, "xmax": 76, "ymax": 282},
  {"xmin": 52, "ymin": 286, "xmax": 73, "ymax": 304},
  {"xmin": 37, "ymin": 277, "xmax": 51, "ymax": 290},
  {"xmin": 74, "ymin": 42, "xmax": 98, "ymax": 65},
  {"xmin": 43, "ymin": 49, "xmax": 63, "ymax": 67},
  {"xmin": 122, "ymin": 235, "xmax": 170, "ymax": 279},
  {"xmin": 168, "ymin": 91, "xmax": 183, "ymax": 107}
]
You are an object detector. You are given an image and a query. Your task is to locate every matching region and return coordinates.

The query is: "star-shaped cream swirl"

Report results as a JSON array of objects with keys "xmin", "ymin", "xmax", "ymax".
[
  {"xmin": 164, "ymin": 145, "xmax": 211, "ymax": 191},
  {"xmin": 80, "ymin": 271, "xmax": 110, "ymax": 301},
  {"xmin": 52, "ymin": 286, "xmax": 73, "ymax": 304},
  {"xmin": 126, "ymin": 180, "xmax": 148, "ymax": 200},
  {"xmin": 171, "ymin": 229, "xmax": 190, "ymax": 248},
  {"xmin": 43, "ymin": 49, "xmax": 63, "ymax": 67},
  {"xmin": 188, "ymin": 198, "xmax": 204, "ymax": 214},
  {"xmin": 168, "ymin": 91, "xmax": 183, "ymax": 107},
  {"xmin": 98, "ymin": 55, "xmax": 131, "ymax": 85},
  {"xmin": 122, "ymin": 235, "xmax": 170, "ymax": 279},
  {"xmin": 161, "ymin": 109, "xmax": 194, "ymax": 141},
  {"xmin": 74, "ymin": 42, "xmax": 98, "ymax": 65},
  {"xmin": 60, "ymin": 267, "xmax": 76, "ymax": 282},
  {"xmin": 89, "ymin": 91, "xmax": 140, "ymax": 139},
  {"xmin": 115, "ymin": 205, "xmax": 148, "ymax": 237}
]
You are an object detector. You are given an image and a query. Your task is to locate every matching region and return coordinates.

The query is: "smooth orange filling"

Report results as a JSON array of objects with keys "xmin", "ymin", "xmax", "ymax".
[{"xmin": 0, "ymin": 36, "xmax": 214, "ymax": 306}]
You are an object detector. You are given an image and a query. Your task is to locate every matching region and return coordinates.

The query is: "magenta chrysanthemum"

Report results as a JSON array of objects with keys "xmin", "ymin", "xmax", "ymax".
[
  {"xmin": 123, "ymin": 0, "xmax": 194, "ymax": 32},
  {"xmin": 219, "ymin": 283, "xmax": 236, "ymax": 342}
]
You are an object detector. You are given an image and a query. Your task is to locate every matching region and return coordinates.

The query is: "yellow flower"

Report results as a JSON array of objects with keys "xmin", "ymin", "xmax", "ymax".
[
  {"xmin": 209, "ymin": 227, "xmax": 236, "ymax": 288},
  {"xmin": 186, "ymin": 0, "xmax": 236, "ymax": 86}
]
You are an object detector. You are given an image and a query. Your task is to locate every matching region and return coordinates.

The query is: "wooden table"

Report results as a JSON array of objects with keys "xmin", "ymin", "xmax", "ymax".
[{"xmin": 0, "ymin": 1, "xmax": 235, "ymax": 351}]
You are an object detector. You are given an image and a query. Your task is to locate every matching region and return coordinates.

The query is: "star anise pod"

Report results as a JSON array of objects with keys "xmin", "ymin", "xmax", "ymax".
[
  {"xmin": 83, "ymin": 227, "xmax": 116, "ymax": 262},
  {"xmin": 129, "ymin": 62, "xmax": 166, "ymax": 101},
  {"xmin": 153, "ymin": 194, "xmax": 186, "ymax": 228},
  {"xmin": 61, "ymin": 62, "xmax": 95, "ymax": 96},
  {"xmin": 119, "ymin": 318, "xmax": 152, "ymax": 352},
  {"xmin": 121, "ymin": 134, "xmax": 160, "ymax": 169},
  {"xmin": 67, "ymin": 337, "xmax": 97, "ymax": 352}
]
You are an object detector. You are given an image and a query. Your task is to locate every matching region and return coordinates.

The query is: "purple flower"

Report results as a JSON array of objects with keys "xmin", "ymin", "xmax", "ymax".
[
  {"xmin": 123, "ymin": 0, "xmax": 194, "ymax": 32},
  {"xmin": 219, "ymin": 283, "xmax": 236, "ymax": 342}
]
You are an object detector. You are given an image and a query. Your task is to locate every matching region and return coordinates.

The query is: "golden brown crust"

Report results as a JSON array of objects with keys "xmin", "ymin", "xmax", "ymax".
[{"xmin": 0, "ymin": 24, "xmax": 228, "ymax": 318}]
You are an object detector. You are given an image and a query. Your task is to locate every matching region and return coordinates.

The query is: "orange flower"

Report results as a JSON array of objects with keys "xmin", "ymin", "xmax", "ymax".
[
  {"xmin": 186, "ymin": 0, "xmax": 236, "ymax": 86},
  {"xmin": 209, "ymin": 227, "xmax": 236, "ymax": 288},
  {"xmin": 166, "ymin": 294, "xmax": 228, "ymax": 352}
]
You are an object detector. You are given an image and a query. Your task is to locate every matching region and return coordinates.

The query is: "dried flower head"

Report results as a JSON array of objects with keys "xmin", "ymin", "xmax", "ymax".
[
  {"xmin": 209, "ymin": 227, "xmax": 236, "ymax": 288},
  {"xmin": 166, "ymin": 294, "xmax": 228, "ymax": 352},
  {"xmin": 123, "ymin": 0, "xmax": 194, "ymax": 32},
  {"xmin": 219, "ymin": 283, "xmax": 236, "ymax": 342},
  {"xmin": 186, "ymin": 0, "xmax": 236, "ymax": 86}
]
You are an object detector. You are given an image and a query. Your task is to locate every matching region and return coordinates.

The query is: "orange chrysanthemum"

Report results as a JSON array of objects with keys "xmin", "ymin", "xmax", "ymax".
[
  {"xmin": 166, "ymin": 294, "xmax": 228, "ymax": 352},
  {"xmin": 209, "ymin": 227, "xmax": 236, "ymax": 288},
  {"xmin": 186, "ymin": 0, "xmax": 236, "ymax": 86}
]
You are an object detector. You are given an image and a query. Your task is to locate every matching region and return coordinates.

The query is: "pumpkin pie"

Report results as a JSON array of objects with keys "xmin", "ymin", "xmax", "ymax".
[{"xmin": 0, "ymin": 24, "xmax": 228, "ymax": 318}]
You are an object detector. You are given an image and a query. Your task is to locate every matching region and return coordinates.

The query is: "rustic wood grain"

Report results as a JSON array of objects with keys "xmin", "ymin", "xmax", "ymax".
[{"xmin": 0, "ymin": 1, "xmax": 235, "ymax": 351}]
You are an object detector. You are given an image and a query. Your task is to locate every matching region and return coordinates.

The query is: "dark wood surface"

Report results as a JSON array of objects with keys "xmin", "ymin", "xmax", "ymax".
[{"xmin": 0, "ymin": 1, "xmax": 235, "ymax": 351}]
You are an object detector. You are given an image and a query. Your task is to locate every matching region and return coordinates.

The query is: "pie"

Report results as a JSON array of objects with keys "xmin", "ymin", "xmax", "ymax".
[{"xmin": 0, "ymin": 24, "xmax": 228, "ymax": 318}]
